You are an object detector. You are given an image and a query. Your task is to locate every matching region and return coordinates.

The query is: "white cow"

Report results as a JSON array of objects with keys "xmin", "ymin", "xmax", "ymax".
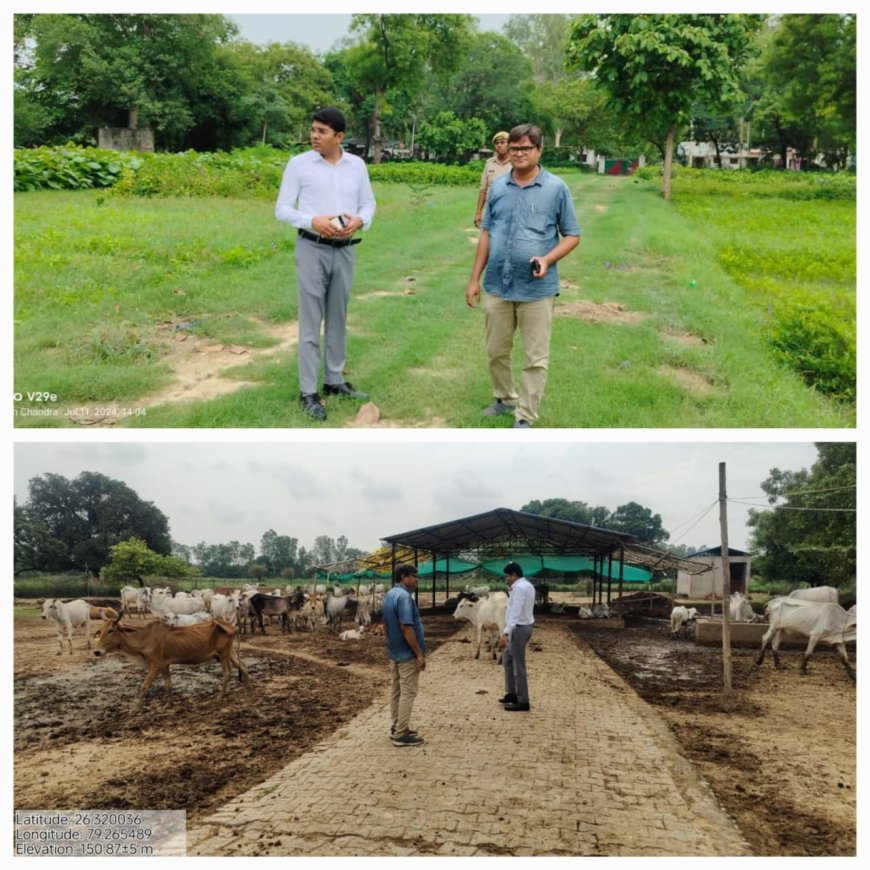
[
  {"xmin": 41, "ymin": 598, "xmax": 93, "ymax": 654},
  {"xmin": 339, "ymin": 626, "xmax": 366, "ymax": 641},
  {"xmin": 577, "ymin": 606, "xmax": 594, "ymax": 619},
  {"xmin": 729, "ymin": 591, "xmax": 758, "ymax": 622},
  {"xmin": 325, "ymin": 591, "xmax": 356, "ymax": 633},
  {"xmin": 166, "ymin": 611, "xmax": 212, "ymax": 627},
  {"xmin": 452, "ymin": 592, "xmax": 508, "ymax": 661},
  {"xmin": 210, "ymin": 593, "xmax": 238, "ymax": 625},
  {"xmin": 756, "ymin": 598, "xmax": 856, "ymax": 679},
  {"xmin": 191, "ymin": 588, "xmax": 214, "ymax": 612},
  {"xmin": 355, "ymin": 593, "xmax": 372, "ymax": 628},
  {"xmin": 670, "ymin": 606, "xmax": 700, "ymax": 637},
  {"xmin": 301, "ymin": 594, "xmax": 325, "ymax": 636},
  {"xmin": 149, "ymin": 589, "xmax": 207, "ymax": 620},
  {"xmin": 120, "ymin": 585, "xmax": 150, "ymax": 618},
  {"xmin": 788, "ymin": 586, "xmax": 839, "ymax": 604}
]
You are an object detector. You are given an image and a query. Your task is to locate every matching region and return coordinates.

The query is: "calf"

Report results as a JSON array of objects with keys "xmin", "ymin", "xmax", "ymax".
[
  {"xmin": 729, "ymin": 591, "xmax": 757, "ymax": 622},
  {"xmin": 339, "ymin": 626, "xmax": 366, "ymax": 641},
  {"xmin": 94, "ymin": 616, "xmax": 252, "ymax": 708},
  {"xmin": 41, "ymin": 598, "xmax": 93, "ymax": 654},
  {"xmin": 756, "ymin": 598, "xmax": 856, "ymax": 680},
  {"xmin": 670, "ymin": 605, "xmax": 699, "ymax": 637}
]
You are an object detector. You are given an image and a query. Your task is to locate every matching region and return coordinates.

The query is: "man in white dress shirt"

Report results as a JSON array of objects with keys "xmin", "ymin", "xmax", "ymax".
[
  {"xmin": 275, "ymin": 107, "xmax": 376, "ymax": 421},
  {"xmin": 498, "ymin": 561, "xmax": 535, "ymax": 711}
]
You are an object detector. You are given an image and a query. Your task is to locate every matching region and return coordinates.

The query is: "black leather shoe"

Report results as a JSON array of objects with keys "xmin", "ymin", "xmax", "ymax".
[
  {"xmin": 498, "ymin": 693, "xmax": 518, "ymax": 704},
  {"xmin": 323, "ymin": 381, "xmax": 368, "ymax": 399},
  {"xmin": 300, "ymin": 393, "xmax": 327, "ymax": 421},
  {"xmin": 503, "ymin": 702, "xmax": 530, "ymax": 711}
]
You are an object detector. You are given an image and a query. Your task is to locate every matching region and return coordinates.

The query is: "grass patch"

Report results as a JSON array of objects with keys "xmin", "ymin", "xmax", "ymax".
[{"xmin": 14, "ymin": 173, "xmax": 854, "ymax": 428}]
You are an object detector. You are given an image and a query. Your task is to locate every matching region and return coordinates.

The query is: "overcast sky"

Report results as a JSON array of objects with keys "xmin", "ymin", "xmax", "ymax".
[
  {"xmin": 228, "ymin": 13, "xmax": 514, "ymax": 54},
  {"xmin": 13, "ymin": 440, "xmax": 826, "ymax": 554}
]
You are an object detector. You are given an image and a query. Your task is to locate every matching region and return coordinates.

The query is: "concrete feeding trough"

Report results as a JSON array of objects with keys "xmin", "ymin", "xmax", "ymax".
[{"xmin": 694, "ymin": 618, "xmax": 770, "ymax": 646}]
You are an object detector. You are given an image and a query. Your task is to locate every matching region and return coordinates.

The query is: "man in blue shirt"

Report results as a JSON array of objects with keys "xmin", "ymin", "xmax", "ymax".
[
  {"xmin": 466, "ymin": 124, "xmax": 581, "ymax": 428},
  {"xmin": 382, "ymin": 565, "xmax": 427, "ymax": 746}
]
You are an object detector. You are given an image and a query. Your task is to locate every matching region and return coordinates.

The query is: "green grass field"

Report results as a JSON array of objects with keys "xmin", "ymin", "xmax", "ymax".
[{"xmin": 13, "ymin": 172, "xmax": 855, "ymax": 428}]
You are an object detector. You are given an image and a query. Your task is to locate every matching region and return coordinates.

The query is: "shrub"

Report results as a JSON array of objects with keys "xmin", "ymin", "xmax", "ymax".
[
  {"xmin": 766, "ymin": 302, "xmax": 856, "ymax": 402},
  {"xmin": 13, "ymin": 145, "xmax": 144, "ymax": 192}
]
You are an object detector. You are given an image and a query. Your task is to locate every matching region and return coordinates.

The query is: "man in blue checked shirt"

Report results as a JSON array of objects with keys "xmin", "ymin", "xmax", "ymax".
[{"xmin": 465, "ymin": 124, "xmax": 581, "ymax": 429}]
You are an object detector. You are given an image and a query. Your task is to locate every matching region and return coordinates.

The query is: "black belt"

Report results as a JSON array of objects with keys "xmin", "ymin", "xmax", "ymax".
[{"xmin": 298, "ymin": 229, "xmax": 361, "ymax": 248}]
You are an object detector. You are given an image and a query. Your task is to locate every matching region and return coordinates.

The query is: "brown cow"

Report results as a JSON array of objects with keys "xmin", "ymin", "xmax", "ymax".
[{"xmin": 94, "ymin": 616, "xmax": 252, "ymax": 708}]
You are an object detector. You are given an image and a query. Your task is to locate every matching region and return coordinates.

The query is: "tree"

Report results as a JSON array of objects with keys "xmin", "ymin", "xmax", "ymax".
[
  {"xmin": 259, "ymin": 529, "xmax": 299, "ymax": 578},
  {"xmin": 416, "ymin": 111, "xmax": 487, "ymax": 163},
  {"xmin": 567, "ymin": 14, "xmax": 765, "ymax": 198},
  {"xmin": 606, "ymin": 502, "xmax": 669, "ymax": 547},
  {"xmin": 15, "ymin": 13, "xmax": 242, "ymax": 149},
  {"xmin": 748, "ymin": 443, "xmax": 856, "ymax": 588},
  {"xmin": 223, "ymin": 40, "xmax": 335, "ymax": 147},
  {"xmin": 16, "ymin": 471, "xmax": 171, "ymax": 576},
  {"xmin": 519, "ymin": 499, "xmax": 609, "ymax": 527},
  {"xmin": 439, "ymin": 32, "xmax": 535, "ymax": 134},
  {"xmin": 101, "ymin": 537, "xmax": 198, "ymax": 587},
  {"xmin": 348, "ymin": 13, "xmax": 475, "ymax": 163},
  {"xmin": 754, "ymin": 14, "xmax": 856, "ymax": 169}
]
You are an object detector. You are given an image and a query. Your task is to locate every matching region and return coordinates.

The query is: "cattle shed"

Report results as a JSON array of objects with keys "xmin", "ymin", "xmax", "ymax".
[
  {"xmin": 380, "ymin": 507, "xmax": 708, "ymax": 608},
  {"xmin": 676, "ymin": 546, "xmax": 752, "ymax": 599}
]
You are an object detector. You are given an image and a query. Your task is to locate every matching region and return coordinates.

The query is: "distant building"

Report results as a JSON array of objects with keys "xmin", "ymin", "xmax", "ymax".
[{"xmin": 676, "ymin": 546, "xmax": 752, "ymax": 599}]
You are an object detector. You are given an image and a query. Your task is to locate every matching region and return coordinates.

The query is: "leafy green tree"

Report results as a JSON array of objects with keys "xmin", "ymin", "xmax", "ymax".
[
  {"xmin": 101, "ymin": 537, "xmax": 197, "ymax": 587},
  {"xmin": 259, "ymin": 529, "xmax": 300, "ymax": 577},
  {"xmin": 14, "ymin": 502, "xmax": 69, "ymax": 575},
  {"xmin": 15, "ymin": 13, "xmax": 241, "ymax": 149},
  {"xmin": 416, "ymin": 111, "xmax": 487, "ymax": 163},
  {"xmin": 567, "ymin": 14, "xmax": 765, "ymax": 198},
  {"xmin": 520, "ymin": 498, "xmax": 608, "ymax": 527},
  {"xmin": 606, "ymin": 502, "xmax": 669, "ymax": 547},
  {"xmin": 191, "ymin": 540, "xmax": 255, "ymax": 578},
  {"xmin": 224, "ymin": 40, "xmax": 335, "ymax": 147},
  {"xmin": 439, "ymin": 32, "xmax": 535, "ymax": 134},
  {"xmin": 348, "ymin": 13, "xmax": 476, "ymax": 163},
  {"xmin": 748, "ymin": 443, "xmax": 856, "ymax": 588},
  {"xmin": 754, "ymin": 14, "xmax": 855, "ymax": 169},
  {"xmin": 18, "ymin": 471, "xmax": 171, "ymax": 576}
]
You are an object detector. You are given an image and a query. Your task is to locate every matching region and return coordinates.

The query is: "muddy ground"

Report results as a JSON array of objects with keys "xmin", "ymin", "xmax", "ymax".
[{"xmin": 14, "ymin": 603, "xmax": 856, "ymax": 856}]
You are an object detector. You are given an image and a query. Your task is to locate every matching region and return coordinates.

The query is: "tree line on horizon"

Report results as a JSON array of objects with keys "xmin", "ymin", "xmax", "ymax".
[
  {"xmin": 14, "ymin": 13, "xmax": 855, "ymax": 176},
  {"xmin": 12, "ymin": 444, "xmax": 856, "ymax": 589}
]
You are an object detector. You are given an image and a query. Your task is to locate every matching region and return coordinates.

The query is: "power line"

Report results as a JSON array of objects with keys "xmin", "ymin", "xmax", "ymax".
[
  {"xmin": 668, "ymin": 499, "xmax": 719, "ymax": 545},
  {"xmin": 728, "ymin": 498, "xmax": 855, "ymax": 513}
]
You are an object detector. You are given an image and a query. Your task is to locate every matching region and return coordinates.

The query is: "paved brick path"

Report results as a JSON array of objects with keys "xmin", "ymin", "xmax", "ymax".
[{"xmin": 187, "ymin": 621, "xmax": 751, "ymax": 857}]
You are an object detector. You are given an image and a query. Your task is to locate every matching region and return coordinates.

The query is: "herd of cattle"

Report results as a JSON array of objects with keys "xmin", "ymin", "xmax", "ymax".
[
  {"xmin": 33, "ymin": 581, "xmax": 856, "ymax": 708},
  {"xmin": 669, "ymin": 586, "xmax": 857, "ymax": 681}
]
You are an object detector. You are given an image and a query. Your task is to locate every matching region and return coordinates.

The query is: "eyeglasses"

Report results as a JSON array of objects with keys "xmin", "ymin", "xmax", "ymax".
[{"xmin": 508, "ymin": 145, "xmax": 537, "ymax": 155}]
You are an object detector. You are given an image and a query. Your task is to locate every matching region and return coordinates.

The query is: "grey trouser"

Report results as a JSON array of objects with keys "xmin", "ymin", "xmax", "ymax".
[
  {"xmin": 503, "ymin": 623, "xmax": 533, "ymax": 704},
  {"xmin": 390, "ymin": 658, "xmax": 420, "ymax": 737},
  {"xmin": 294, "ymin": 236, "xmax": 357, "ymax": 395}
]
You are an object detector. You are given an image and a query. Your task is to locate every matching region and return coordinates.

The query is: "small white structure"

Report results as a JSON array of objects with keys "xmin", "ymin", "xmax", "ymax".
[{"xmin": 676, "ymin": 546, "xmax": 752, "ymax": 599}]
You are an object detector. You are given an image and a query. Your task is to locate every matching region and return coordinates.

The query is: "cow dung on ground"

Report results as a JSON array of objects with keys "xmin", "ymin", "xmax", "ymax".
[{"xmin": 14, "ymin": 601, "xmax": 855, "ymax": 857}]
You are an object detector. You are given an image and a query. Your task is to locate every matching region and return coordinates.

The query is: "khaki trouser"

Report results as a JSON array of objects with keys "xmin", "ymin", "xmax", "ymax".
[
  {"xmin": 484, "ymin": 293, "xmax": 555, "ymax": 423},
  {"xmin": 389, "ymin": 658, "xmax": 420, "ymax": 737}
]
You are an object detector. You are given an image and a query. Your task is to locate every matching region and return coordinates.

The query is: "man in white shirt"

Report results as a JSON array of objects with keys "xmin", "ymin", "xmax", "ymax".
[
  {"xmin": 498, "ymin": 561, "xmax": 535, "ymax": 711},
  {"xmin": 275, "ymin": 107, "xmax": 376, "ymax": 421}
]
